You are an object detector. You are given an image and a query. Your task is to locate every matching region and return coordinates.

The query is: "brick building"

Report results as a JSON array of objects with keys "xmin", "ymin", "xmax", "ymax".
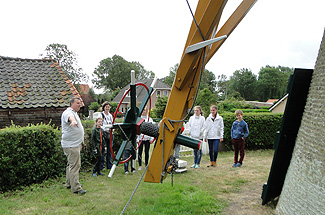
[{"xmin": 0, "ymin": 56, "xmax": 83, "ymax": 129}]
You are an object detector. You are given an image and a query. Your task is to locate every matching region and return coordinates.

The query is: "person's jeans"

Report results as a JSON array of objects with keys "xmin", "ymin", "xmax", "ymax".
[
  {"xmin": 63, "ymin": 145, "xmax": 82, "ymax": 192},
  {"xmin": 208, "ymin": 139, "xmax": 220, "ymax": 162},
  {"xmin": 124, "ymin": 149, "xmax": 135, "ymax": 172},
  {"xmin": 232, "ymin": 138, "xmax": 245, "ymax": 164},
  {"xmin": 138, "ymin": 140, "xmax": 150, "ymax": 166},
  {"xmin": 193, "ymin": 149, "xmax": 202, "ymax": 164},
  {"xmin": 101, "ymin": 133, "xmax": 113, "ymax": 169}
]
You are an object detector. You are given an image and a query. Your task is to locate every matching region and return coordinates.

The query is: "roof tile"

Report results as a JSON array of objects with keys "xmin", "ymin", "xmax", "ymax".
[{"xmin": 0, "ymin": 56, "xmax": 83, "ymax": 109}]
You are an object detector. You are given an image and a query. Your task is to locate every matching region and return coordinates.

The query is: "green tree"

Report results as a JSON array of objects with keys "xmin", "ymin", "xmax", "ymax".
[
  {"xmin": 200, "ymin": 69, "xmax": 216, "ymax": 92},
  {"xmin": 92, "ymin": 55, "xmax": 154, "ymax": 92},
  {"xmin": 162, "ymin": 64, "xmax": 217, "ymax": 93},
  {"xmin": 216, "ymin": 74, "xmax": 229, "ymax": 100},
  {"xmin": 228, "ymin": 68, "xmax": 257, "ymax": 101},
  {"xmin": 87, "ymin": 87, "xmax": 97, "ymax": 100},
  {"xmin": 88, "ymin": 102, "xmax": 100, "ymax": 112},
  {"xmin": 195, "ymin": 88, "xmax": 218, "ymax": 117},
  {"xmin": 257, "ymin": 65, "xmax": 293, "ymax": 101},
  {"xmin": 162, "ymin": 64, "xmax": 178, "ymax": 87},
  {"xmin": 151, "ymin": 96, "xmax": 168, "ymax": 119},
  {"xmin": 40, "ymin": 43, "xmax": 88, "ymax": 84}
]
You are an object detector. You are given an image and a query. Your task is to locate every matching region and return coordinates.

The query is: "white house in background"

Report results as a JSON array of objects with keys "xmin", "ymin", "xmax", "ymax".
[{"xmin": 112, "ymin": 79, "xmax": 171, "ymax": 114}]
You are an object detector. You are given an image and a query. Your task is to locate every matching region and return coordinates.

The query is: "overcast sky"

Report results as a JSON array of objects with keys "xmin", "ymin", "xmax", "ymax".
[{"xmin": 1, "ymin": 0, "xmax": 324, "ymax": 91}]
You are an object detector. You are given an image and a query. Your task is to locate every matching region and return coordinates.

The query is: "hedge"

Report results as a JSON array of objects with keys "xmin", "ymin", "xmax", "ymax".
[
  {"xmin": 0, "ymin": 124, "xmax": 64, "ymax": 192},
  {"xmin": 0, "ymin": 113, "xmax": 283, "ymax": 192},
  {"xmin": 221, "ymin": 112, "xmax": 283, "ymax": 150}
]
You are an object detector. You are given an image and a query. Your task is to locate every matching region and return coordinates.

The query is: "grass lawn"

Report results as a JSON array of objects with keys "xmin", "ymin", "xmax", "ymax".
[{"xmin": 0, "ymin": 150, "xmax": 276, "ymax": 215}]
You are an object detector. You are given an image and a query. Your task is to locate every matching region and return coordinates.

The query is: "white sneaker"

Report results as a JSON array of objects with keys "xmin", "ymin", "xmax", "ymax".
[
  {"xmin": 132, "ymin": 170, "xmax": 136, "ymax": 173},
  {"xmin": 138, "ymin": 166, "xmax": 142, "ymax": 171},
  {"xmin": 125, "ymin": 171, "xmax": 129, "ymax": 175}
]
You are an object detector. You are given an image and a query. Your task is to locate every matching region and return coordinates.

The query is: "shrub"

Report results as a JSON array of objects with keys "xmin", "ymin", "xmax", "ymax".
[
  {"xmin": 229, "ymin": 108, "xmax": 270, "ymax": 113},
  {"xmin": 80, "ymin": 120, "xmax": 97, "ymax": 168},
  {"xmin": 221, "ymin": 112, "xmax": 283, "ymax": 150},
  {"xmin": 217, "ymin": 97, "xmax": 254, "ymax": 113},
  {"xmin": 0, "ymin": 123, "xmax": 64, "ymax": 192},
  {"xmin": 88, "ymin": 102, "xmax": 101, "ymax": 112}
]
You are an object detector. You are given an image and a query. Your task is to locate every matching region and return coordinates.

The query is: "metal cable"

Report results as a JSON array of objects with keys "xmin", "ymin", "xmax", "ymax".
[
  {"xmin": 186, "ymin": 0, "xmax": 205, "ymax": 40},
  {"xmin": 121, "ymin": 3, "xmax": 209, "ymax": 213},
  {"xmin": 120, "ymin": 165, "xmax": 149, "ymax": 215},
  {"xmin": 168, "ymin": 0, "xmax": 207, "ymax": 124}
]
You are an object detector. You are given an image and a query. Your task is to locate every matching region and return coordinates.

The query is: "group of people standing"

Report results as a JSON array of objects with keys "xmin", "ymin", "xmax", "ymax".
[
  {"xmin": 60, "ymin": 97, "xmax": 249, "ymax": 195},
  {"xmin": 90, "ymin": 102, "xmax": 154, "ymax": 176},
  {"xmin": 187, "ymin": 105, "xmax": 249, "ymax": 169}
]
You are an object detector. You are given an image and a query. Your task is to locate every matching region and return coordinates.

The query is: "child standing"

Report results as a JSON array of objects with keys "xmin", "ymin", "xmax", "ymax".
[
  {"xmin": 188, "ymin": 106, "xmax": 205, "ymax": 168},
  {"xmin": 231, "ymin": 109, "xmax": 249, "ymax": 167},
  {"xmin": 204, "ymin": 105, "xmax": 224, "ymax": 167},
  {"xmin": 91, "ymin": 118, "xmax": 106, "ymax": 177}
]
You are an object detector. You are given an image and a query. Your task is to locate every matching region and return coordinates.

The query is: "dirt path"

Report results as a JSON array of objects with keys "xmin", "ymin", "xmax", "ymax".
[{"xmin": 221, "ymin": 181, "xmax": 277, "ymax": 215}]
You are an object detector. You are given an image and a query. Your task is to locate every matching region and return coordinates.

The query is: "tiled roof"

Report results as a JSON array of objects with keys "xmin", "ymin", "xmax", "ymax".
[
  {"xmin": 76, "ymin": 84, "xmax": 90, "ymax": 94},
  {"xmin": 0, "ymin": 56, "xmax": 83, "ymax": 109},
  {"xmin": 266, "ymin": 99, "xmax": 279, "ymax": 104}
]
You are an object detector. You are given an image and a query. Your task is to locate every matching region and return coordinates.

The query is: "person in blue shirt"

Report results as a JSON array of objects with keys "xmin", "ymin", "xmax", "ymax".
[{"xmin": 231, "ymin": 110, "xmax": 249, "ymax": 167}]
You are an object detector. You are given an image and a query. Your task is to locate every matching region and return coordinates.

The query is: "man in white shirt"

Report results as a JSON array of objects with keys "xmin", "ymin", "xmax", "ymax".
[{"xmin": 61, "ymin": 97, "xmax": 86, "ymax": 194}]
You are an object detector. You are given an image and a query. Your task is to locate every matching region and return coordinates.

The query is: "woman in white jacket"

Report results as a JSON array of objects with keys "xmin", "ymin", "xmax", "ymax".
[
  {"xmin": 188, "ymin": 106, "xmax": 205, "ymax": 168},
  {"xmin": 204, "ymin": 105, "xmax": 224, "ymax": 167}
]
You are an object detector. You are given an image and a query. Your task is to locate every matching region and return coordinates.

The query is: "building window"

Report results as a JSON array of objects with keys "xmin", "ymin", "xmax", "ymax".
[
  {"xmin": 163, "ymin": 91, "xmax": 168, "ymax": 96},
  {"xmin": 157, "ymin": 90, "xmax": 161, "ymax": 97}
]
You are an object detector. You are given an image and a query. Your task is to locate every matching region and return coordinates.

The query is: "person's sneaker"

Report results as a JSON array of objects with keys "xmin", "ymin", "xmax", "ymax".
[
  {"xmin": 236, "ymin": 163, "xmax": 242, "ymax": 167},
  {"xmin": 232, "ymin": 163, "xmax": 237, "ymax": 167},
  {"xmin": 125, "ymin": 171, "xmax": 129, "ymax": 175},
  {"xmin": 190, "ymin": 164, "xmax": 195, "ymax": 168},
  {"xmin": 138, "ymin": 166, "xmax": 142, "ymax": 171},
  {"xmin": 74, "ymin": 189, "xmax": 86, "ymax": 195},
  {"xmin": 92, "ymin": 173, "xmax": 97, "ymax": 177},
  {"xmin": 98, "ymin": 172, "xmax": 105, "ymax": 176},
  {"xmin": 132, "ymin": 170, "xmax": 136, "ymax": 173},
  {"xmin": 195, "ymin": 164, "xmax": 200, "ymax": 168}
]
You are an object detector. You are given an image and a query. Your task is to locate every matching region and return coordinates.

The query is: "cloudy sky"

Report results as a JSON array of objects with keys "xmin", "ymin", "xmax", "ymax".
[{"xmin": 1, "ymin": 0, "xmax": 324, "ymax": 91}]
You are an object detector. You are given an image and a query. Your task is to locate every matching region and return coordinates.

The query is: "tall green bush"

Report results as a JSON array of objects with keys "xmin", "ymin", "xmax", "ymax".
[
  {"xmin": 0, "ymin": 124, "xmax": 64, "ymax": 192},
  {"xmin": 221, "ymin": 112, "xmax": 283, "ymax": 150}
]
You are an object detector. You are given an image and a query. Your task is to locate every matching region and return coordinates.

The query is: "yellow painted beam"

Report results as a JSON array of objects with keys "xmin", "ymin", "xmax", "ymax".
[
  {"xmin": 144, "ymin": 0, "xmax": 257, "ymax": 183},
  {"xmin": 175, "ymin": 0, "xmax": 227, "ymax": 91}
]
